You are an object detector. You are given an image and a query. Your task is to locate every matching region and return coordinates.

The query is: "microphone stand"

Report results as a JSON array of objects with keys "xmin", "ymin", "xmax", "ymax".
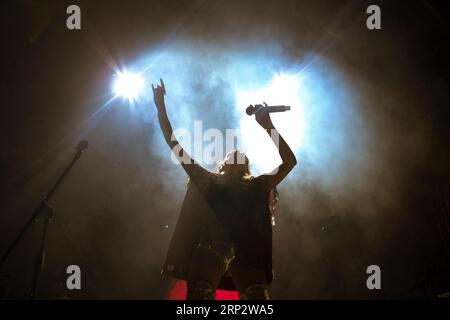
[{"xmin": 0, "ymin": 140, "xmax": 88, "ymax": 299}]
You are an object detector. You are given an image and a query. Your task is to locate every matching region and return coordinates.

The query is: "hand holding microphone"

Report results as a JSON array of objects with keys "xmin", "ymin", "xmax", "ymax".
[
  {"xmin": 246, "ymin": 102, "xmax": 291, "ymax": 116},
  {"xmin": 248, "ymin": 102, "xmax": 290, "ymax": 130}
]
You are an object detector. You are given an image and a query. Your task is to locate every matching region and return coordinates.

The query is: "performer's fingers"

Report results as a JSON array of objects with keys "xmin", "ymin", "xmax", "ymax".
[{"xmin": 151, "ymin": 84, "xmax": 155, "ymax": 92}]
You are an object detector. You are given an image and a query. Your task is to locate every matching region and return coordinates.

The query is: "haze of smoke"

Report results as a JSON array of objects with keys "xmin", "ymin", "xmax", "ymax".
[{"xmin": 2, "ymin": 0, "xmax": 437, "ymax": 298}]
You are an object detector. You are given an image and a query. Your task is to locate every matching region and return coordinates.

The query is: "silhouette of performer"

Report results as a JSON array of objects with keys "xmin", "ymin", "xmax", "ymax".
[{"xmin": 152, "ymin": 79, "xmax": 297, "ymax": 299}]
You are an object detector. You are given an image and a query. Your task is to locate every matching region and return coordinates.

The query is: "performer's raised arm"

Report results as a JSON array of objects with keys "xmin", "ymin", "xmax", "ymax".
[
  {"xmin": 152, "ymin": 79, "xmax": 214, "ymax": 189},
  {"xmin": 253, "ymin": 110, "xmax": 297, "ymax": 191}
]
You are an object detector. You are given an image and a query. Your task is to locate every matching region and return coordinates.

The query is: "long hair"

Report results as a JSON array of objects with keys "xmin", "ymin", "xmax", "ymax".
[
  {"xmin": 216, "ymin": 150, "xmax": 251, "ymax": 180},
  {"xmin": 217, "ymin": 150, "xmax": 278, "ymax": 226}
]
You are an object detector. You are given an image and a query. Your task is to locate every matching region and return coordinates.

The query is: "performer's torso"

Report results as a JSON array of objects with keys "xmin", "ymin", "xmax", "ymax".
[{"xmin": 198, "ymin": 176, "xmax": 269, "ymax": 243}]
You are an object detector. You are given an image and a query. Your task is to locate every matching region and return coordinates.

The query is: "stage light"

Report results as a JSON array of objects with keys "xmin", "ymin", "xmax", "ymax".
[
  {"xmin": 235, "ymin": 73, "xmax": 305, "ymax": 174},
  {"xmin": 113, "ymin": 71, "xmax": 145, "ymax": 100}
]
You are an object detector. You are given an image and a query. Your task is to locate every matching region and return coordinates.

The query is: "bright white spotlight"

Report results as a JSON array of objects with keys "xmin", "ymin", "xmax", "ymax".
[
  {"xmin": 113, "ymin": 72, "xmax": 145, "ymax": 100},
  {"xmin": 235, "ymin": 73, "xmax": 305, "ymax": 175}
]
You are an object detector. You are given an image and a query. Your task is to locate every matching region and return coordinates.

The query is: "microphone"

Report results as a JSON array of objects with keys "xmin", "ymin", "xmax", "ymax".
[
  {"xmin": 76, "ymin": 140, "xmax": 89, "ymax": 152},
  {"xmin": 246, "ymin": 102, "xmax": 291, "ymax": 116}
]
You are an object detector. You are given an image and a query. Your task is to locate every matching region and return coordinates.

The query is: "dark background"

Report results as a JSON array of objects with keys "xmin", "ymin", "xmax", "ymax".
[{"xmin": 1, "ymin": 0, "xmax": 449, "ymax": 299}]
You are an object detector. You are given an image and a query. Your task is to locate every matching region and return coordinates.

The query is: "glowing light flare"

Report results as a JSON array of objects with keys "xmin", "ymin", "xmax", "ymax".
[
  {"xmin": 235, "ymin": 73, "xmax": 306, "ymax": 174},
  {"xmin": 113, "ymin": 71, "xmax": 145, "ymax": 101}
]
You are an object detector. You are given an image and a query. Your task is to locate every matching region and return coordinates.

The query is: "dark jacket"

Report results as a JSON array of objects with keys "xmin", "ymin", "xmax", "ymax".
[{"xmin": 161, "ymin": 174, "xmax": 276, "ymax": 290}]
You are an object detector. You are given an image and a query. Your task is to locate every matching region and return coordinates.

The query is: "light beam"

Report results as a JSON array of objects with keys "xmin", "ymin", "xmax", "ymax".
[
  {"xmin": 236, "ymin": 73, "xmax": 305, "ymax": 175},
  {"xmin": 113, "ymin": 71, "xmax": 145, "ymax": 101}
]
